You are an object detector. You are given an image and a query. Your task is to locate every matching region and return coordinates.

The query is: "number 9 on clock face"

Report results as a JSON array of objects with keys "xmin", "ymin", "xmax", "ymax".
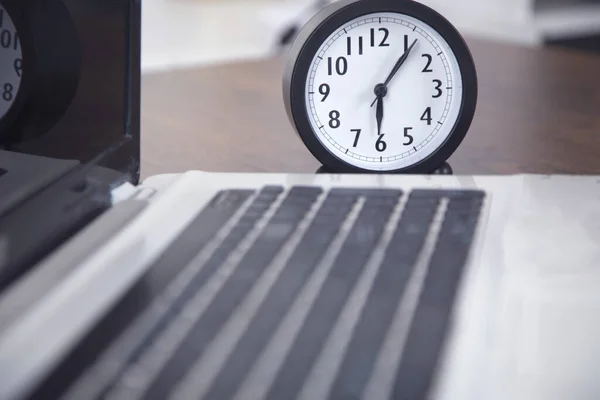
[{"xmin": 283, "ymin": 0, "xmax": 477, "ymax": 174}]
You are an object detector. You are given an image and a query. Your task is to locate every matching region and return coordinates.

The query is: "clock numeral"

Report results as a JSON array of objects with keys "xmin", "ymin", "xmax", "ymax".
[
  {"xmin": 379, "ymin": 28, "xmax": 390, "ymax": 47},
  {"xmin": 351, "ymin": 129, "xmax": 361, "ymax": 147},
  {"xmin": 432, "ymin": 79, "xmax": 443, "ymax": 98},
  {"xmin": 0, "ymin": 29, "xmax": 18, "ymax": 50},
  {"xmin": 422, "ymin": 54, "xmax": 433, "ymax": 72},
  {"xmin": 376, "ymin": 134, "xmax": 387, "ymax": 152},
  {"xmin": 1, "ymin": 30, "xmax": 10, "ymax": 49},
  {"xmin": 370, "ymin": 28, "xmax": 390, "ymax": 47},
  {"xmin": 14, "ymin": 58, "xmax": 22, "ymax": 77},
  {"xmin": 319, "ymin": 83, "xmax": 330, "ymax": 102},
  {"xmin": 404, "ymin": 35, "xmax": 409, "ymax": 52},
  {"xmin": 0, "ymin": 10, "xmax": 4, "ymax": 28},
  {"xmin": 3, "ymin": 83, "xmax": 13, "ymax": 102},
  {"xmin": 403, "ymin": 127, "xmax": 414, "ymax": 146},
  {"xmin": 329, "ymin": 110, "xmax": 341, "ymax": 129},
  {"xmin": 346, "ymin": 36, "xmax": 364, "ymax": 56},
  {"xmin": 327, "ymin": 56, "xmax": 347, "ymax": 76},
  {"xmin": 420, "ymin": 107, "xmax": 432, "ymax": 125}
]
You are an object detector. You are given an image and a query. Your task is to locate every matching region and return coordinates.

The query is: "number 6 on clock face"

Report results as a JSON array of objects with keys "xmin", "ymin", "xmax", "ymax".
[{"xmin": 283, "ymin": 0, "xmax": 477, "ymax": 174}]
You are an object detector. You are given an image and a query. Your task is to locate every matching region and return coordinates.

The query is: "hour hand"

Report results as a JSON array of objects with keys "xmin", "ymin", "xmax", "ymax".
[{"xmin": 375, "ymin": 95, "xmax": 384, "ymax": 136}]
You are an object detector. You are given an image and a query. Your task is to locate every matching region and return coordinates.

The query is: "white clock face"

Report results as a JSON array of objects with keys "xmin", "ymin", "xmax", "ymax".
[
  {"xmin": 0, "ymin": 6, "xmax": 23, "ymax": 119},
  {"xmin": 305, "ymin": 12, "xmax": 464, "ymax": 171}
]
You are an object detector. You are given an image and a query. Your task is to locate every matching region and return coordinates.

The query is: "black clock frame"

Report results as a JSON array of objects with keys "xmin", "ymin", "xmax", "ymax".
[
  {"xmin": 283, "ymin": 0, "xmax": 478, "ymax": 174},
  {"xmin": 0, "ymin": 0, "xmax": 36, "ymax": 140},
  {"xmin": 0, "ymin": 0, "xmax": 82, "ymax": 147}
]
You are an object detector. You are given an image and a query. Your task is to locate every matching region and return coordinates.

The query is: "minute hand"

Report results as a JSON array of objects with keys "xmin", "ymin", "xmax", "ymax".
[
  {"xmin": 383, "ymin": 38, "xmax": 418, "ymax": 86},
  {"xmin": 370, "ymin": 38, "xmax": 419, "ymax": 107}
]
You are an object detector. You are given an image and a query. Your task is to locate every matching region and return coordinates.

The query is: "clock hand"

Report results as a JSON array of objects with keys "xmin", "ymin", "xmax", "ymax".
[
  {"xmin": 383, "ymin": 38, "xmax": 418, "ymax": 86},
  {"xmin": 375, "ymin": 95, "xmax": 384, "ymax": 136},
  {"xmin": 371, "ymin": 38, "xmax": 418, "ymax": 107}
]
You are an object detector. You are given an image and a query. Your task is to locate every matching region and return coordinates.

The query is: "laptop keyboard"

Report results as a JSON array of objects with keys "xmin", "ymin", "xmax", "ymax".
[{"xmin": 32, "ymin": 185, "xmax": 485, "ymax": 400}]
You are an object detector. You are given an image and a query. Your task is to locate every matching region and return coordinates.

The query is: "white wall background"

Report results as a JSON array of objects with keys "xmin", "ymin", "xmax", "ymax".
[{"xmin": 142, "ymin": 0, "xmax": 600, "ymax": 72}]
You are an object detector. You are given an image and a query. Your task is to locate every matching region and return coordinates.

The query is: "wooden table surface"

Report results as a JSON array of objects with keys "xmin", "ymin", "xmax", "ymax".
[{"xmin": 141, "ymin": 38, "xmax": 600, "ymax": 178}]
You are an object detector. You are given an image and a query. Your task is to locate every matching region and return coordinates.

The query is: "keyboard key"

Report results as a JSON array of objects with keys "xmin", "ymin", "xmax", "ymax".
[
  {"xmin": 408, "ymin": 189, "xmax": 446, "ymax": 199},
  {"xmin": 392, "ymin": 192, "xmax": 486, "ymax": 400},
  {"xmin": 200, "ymin": 192, "xmax": 353, "ymax": 399},
  {"xmin": 137, "ymin": 187, "xmax": 320, "ymax": 399},
  {"xmin": 261, "ymin": 186, "xmax": 285, "ymax": 195},
  {"xmin": 410, "ymin": 189, "xmax": 484, "ymax": 200},
  {"xmin": 265, "ymin": 191, "xmax": 401, "ymax": 400},
  {"xmin": 327, "ymin": 193, "xmax": 439, "ymax": 399},
  {"xmin": 33, "ymin": 189, "xmax": 256, "ymax": 399},
  {"xmin": 288, "ymin": 186, "xmax": 324, "ymax": 197},
  {"xmin": 99, "ymin": 190, "xmax": 272, "ymax": 381},
  {"xmin": 329, "ymin": 188, "xmax": 403, "ymax": 199}
]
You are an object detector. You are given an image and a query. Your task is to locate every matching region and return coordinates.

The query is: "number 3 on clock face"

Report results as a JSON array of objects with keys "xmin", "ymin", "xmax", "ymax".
[{"xmin": 284, "ymin": 0, "xmax": 477, "ymax": 174}]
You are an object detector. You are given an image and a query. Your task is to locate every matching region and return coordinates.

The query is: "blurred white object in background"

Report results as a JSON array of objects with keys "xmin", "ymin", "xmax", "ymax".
[
  {"xmin": 142, "ymin": 0, "xmax": 279, "ymax": 72},
  {"xmin": 141, "ymin": 0, "xmax": 600, "ymax": 73},
  {"xmin": 419, "ymin": 0, "xmax": 542, "ymax": 45},
  {"xmin": 535, "ymin": 0, "xmax": 600, "ymax": 41},
  {"xmin": 267, "ymin": 0, "xmax": 600, "ymax": 50},
  {"xmin": 420, "ymin": 0, "xmax": 600, "ymax": 45},
  {"xmin": 263, "ymin": 0, "xmax": 543, "ymax": 52}
]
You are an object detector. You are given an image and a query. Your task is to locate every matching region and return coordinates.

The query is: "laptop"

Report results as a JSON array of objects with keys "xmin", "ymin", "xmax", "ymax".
[{"xmin": 1, "ymin": 1, "xmax": 600, "ymax": 399}]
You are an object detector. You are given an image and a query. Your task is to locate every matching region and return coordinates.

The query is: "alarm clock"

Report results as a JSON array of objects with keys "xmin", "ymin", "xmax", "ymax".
[
  {"xmin": 0, "ymin": 1, "xmax": 32, "ymax": 138},
  {"xmin": 283, "ymin": 0, "xmax": 477, "ymax": 174},
  {"xmin": 0, "ymin": 0, "xmax": 81, "ymax": 146}
]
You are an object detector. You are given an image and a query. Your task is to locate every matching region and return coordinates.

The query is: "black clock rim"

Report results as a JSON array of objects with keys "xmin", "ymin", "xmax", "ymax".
[
  {"xmin": 0, "ymin": 0, "xmax": 36, "ymax": 142},
  {"xmin": 285, "ymin": 0, "xmax": 478, "ymax": 174}
]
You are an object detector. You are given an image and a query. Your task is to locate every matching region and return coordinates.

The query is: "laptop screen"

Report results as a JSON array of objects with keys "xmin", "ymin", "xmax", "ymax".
[{"xmin": 0, "ymin": 0, "xmax": 140, "ymax": 199}]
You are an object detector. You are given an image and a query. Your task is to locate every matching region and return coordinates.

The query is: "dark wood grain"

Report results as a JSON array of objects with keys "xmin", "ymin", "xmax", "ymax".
[{"xmin": 141, "ymin": 38, "xmax": 600, "ymax": 178}]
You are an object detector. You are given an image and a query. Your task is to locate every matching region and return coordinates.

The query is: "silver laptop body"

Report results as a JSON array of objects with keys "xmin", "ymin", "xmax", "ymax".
[{"xmin": 0, "ymin": 171, "xmax": 598, "ymax": 400}]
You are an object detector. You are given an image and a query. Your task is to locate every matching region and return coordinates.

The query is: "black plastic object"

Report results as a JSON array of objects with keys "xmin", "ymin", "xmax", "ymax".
[
  {"xmin": 283, "ymin": 0, "xmax": 478, "ymax": 175},
  {"xmin": 316, "ymin": 161, "xmax": 454, "ymax": 175},
  {"xmin": 0, "ymin": 0, "xmax": 141, "ymax": 184},
  {"xmin": 0, "ymin": 169, "xmax": 111, "ymax": 292}
]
